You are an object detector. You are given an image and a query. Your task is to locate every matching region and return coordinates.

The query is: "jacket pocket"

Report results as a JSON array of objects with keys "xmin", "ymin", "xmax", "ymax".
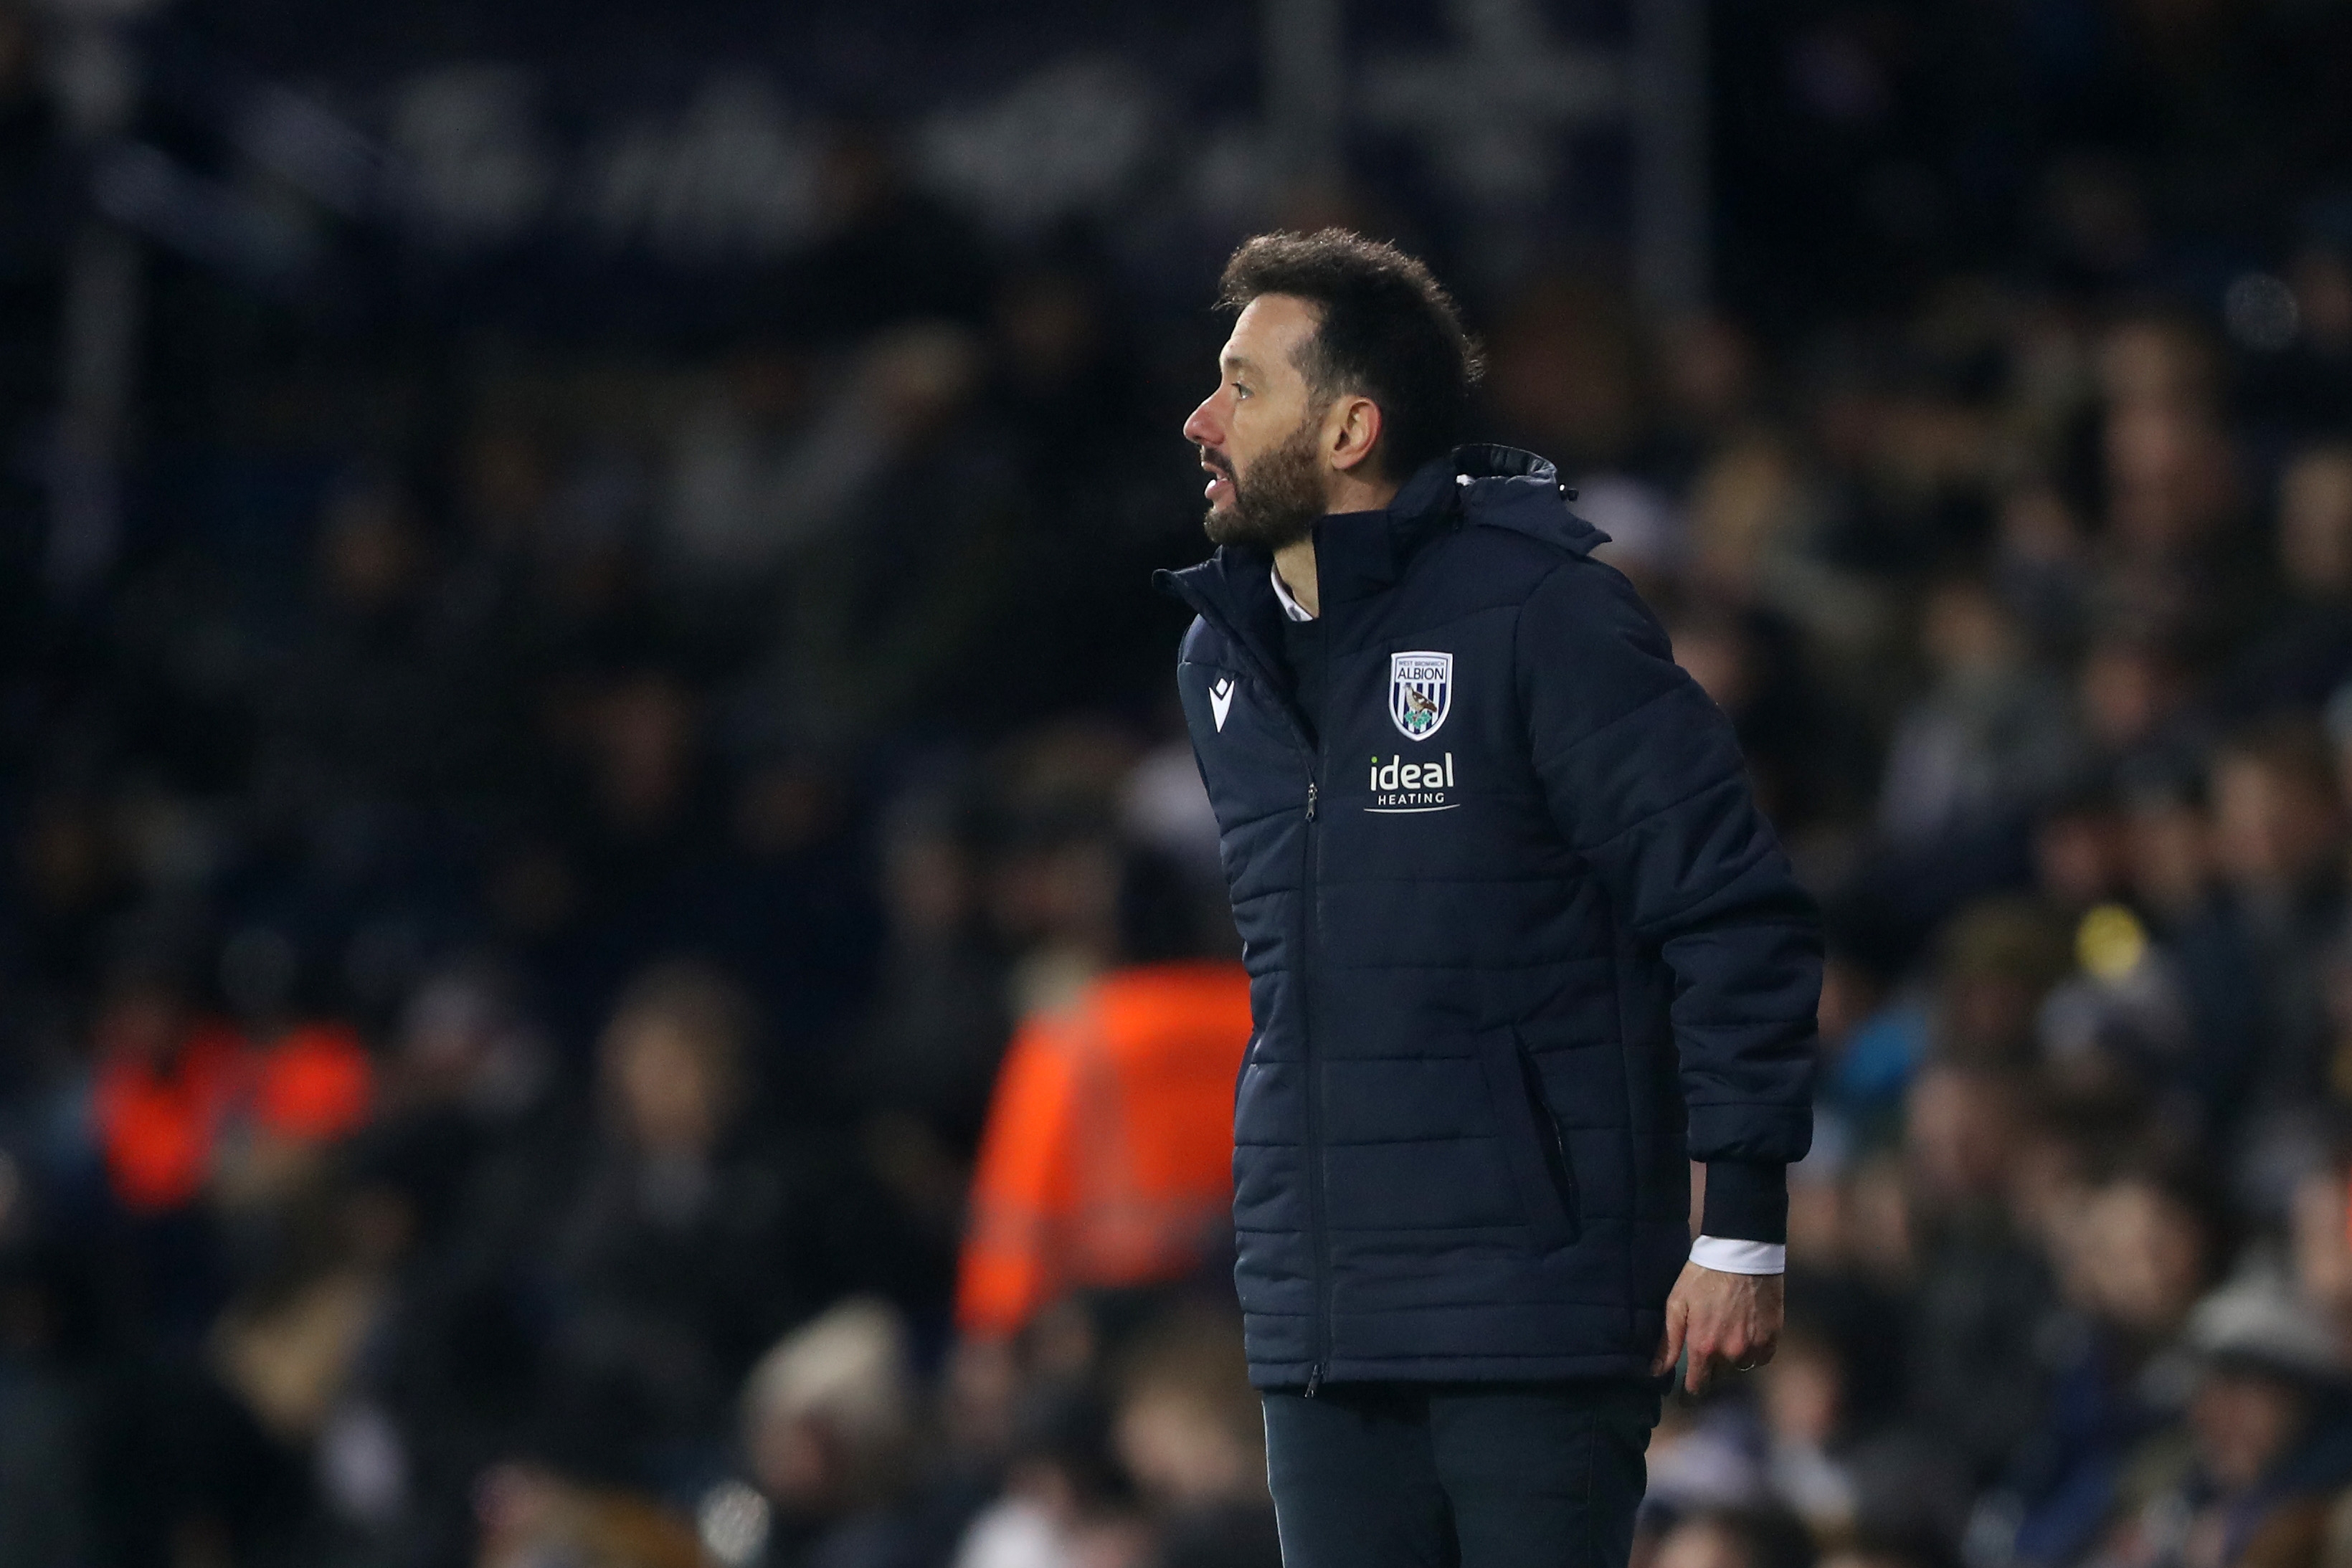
[
  {"xmin": 1475, "ymin": 1027, "xmax": 1583, "ymax": 1248},
  {"xmin": 1518, "ymin": 1037, "xmax": 1581, "ymax": 1230}
]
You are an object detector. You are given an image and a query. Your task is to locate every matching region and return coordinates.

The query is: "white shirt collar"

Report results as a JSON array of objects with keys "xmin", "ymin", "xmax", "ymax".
[{"xmin": 1270, "ymin": 564, "xmax": 1315, "ymax": 622}]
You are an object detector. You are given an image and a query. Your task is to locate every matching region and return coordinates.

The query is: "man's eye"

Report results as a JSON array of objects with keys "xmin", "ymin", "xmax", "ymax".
[{"xmin": 1233, "ymin": 383, "xmax": 1250, "ymax": 399}]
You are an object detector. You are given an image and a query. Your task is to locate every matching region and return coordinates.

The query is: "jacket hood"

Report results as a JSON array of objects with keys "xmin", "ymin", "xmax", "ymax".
[{"xmin": 1442, "ymin": 444, "xmax": 1611, "ymax": 557}]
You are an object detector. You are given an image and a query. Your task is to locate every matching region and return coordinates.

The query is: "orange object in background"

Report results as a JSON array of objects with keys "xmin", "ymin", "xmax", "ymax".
[
  {"xmin": 93, "ymin": 1021, "xmax": 251, "ymax": 1215},
  {"xmin": 957, "ymin": 960, "xmax": 1253, "ymax": 1339},
  {"xmin": 251, "ymin": 1022, "xmax": 374, "ymax": 1141},
  {"xmin": 93, "ymin": 1018, "xmax": 376, "ymax": 1215}
]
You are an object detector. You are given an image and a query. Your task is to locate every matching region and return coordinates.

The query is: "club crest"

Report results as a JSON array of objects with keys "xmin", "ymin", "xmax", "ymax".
[{"xmin": 1388, "ymin": 652, "xmax": 1453, "ymax": 741}]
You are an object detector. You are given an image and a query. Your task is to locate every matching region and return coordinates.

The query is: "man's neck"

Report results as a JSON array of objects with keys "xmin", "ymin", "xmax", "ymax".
[
  {"xmin": 1271, "ymin": 540, "xmax": 1320, "ymax": 618},
  {"xmin": 1272, "ymin": 472, "xmax": 1400, "ymax": 619}
]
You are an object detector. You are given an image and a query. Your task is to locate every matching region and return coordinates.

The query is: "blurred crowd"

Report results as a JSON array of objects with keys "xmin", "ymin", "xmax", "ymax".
[{"xmin": 7, "ymin": 1, "xmax": 2352, "ymax": 1567}]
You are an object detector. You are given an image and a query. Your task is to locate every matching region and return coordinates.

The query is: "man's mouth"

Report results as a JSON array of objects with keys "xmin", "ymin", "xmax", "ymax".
[{"xmin": 1200, "ymin": 449, "xmax": 1235, "ymax": 503}]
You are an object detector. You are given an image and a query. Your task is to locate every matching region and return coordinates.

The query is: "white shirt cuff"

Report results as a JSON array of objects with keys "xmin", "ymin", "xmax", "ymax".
[{"xmin": 1689, "ymin": 1236, "xmax": 1786, "ymax": 1275}]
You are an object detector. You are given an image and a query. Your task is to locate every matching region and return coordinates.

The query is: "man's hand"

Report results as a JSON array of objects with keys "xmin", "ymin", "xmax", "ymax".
[{"xmin": 1651, "ymin": 1261, "xmax": 1783, "ymax": 1394}]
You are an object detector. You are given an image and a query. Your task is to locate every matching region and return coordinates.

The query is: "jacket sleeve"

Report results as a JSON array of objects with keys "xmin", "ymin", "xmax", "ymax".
[{"xmin": 1516, "ymin": 559, "xmax": 1818, "ymax": 1174}]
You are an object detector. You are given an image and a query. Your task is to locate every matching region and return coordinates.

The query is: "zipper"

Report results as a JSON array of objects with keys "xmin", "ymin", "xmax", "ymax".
[
  {"xmin": 1162, "ymin": 568, "xmax": 1330, "ymax": 1397},
  {"xmin": 1301, "ymin": 757, "xmax": 1327, "ymax": 1394}
]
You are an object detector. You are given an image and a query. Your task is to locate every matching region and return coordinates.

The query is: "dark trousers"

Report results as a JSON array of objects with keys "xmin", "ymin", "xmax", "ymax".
[{"xmin": 1261, "ymin": 1379, "xmax": 1661, "ymax": 1568}]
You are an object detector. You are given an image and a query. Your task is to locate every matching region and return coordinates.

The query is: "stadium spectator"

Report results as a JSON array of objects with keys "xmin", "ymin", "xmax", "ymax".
[
  {"xmin": 954, "ymin": 852, "xmax": 1250, "ymax": 1344},
  {"xmin": 2095, "ymin": 1273, "xmax": 2352, "ymax": 1568},
  {"xmin": 726, "ymin": 1296, "xmax": 929, "ymax": 1568}
]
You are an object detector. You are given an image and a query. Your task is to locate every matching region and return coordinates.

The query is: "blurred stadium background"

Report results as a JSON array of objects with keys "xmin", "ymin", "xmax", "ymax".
[{"xmin": 5, "ymin": 0, "xmax": 2352, "ymax": 1565}]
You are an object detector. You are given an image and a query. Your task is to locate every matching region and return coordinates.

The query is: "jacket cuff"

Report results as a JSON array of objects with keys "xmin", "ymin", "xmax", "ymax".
[{"xmin": 1702, "ymin": 1159, "xmax": 1788, "ymax": 1244}]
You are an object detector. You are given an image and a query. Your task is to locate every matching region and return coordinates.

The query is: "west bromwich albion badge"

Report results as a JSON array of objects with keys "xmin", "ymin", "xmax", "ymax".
[{"xmin": 1388, "ymin": 652, "xmax": 1453, "ymax": 741}]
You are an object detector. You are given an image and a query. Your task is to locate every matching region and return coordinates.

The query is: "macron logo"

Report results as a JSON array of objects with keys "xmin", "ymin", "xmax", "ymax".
[{"xmin": 1209, "ymin": 678, "xmax": 1235, "ymax": 732}]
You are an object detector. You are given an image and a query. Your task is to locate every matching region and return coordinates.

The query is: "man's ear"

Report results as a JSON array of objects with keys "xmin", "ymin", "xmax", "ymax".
[{"xmin": 1325, "ymin": 394, "xmax": 1384, "ymax": 475}]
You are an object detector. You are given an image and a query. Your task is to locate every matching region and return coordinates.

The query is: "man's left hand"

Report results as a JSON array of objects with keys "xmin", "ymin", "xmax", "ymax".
[{"xmin": 1650, "ymin": 1261, "xmax": 1783, "ymax": 1394}]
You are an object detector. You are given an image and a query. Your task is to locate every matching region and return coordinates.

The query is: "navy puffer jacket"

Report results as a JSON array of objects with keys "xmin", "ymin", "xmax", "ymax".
[{"xmin": 1158, "ymin": 446, "xmax": 1817, "ymax": 1389}]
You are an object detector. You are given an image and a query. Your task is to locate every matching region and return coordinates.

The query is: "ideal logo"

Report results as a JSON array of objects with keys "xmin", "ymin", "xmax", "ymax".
[
  {"xmin": 1367, "ymin": 752, "xmax": 1459, "ymax": 814},
  {"xmin": 1389, "ymin": 652, "xmax": 1452, "ymax": 741}
]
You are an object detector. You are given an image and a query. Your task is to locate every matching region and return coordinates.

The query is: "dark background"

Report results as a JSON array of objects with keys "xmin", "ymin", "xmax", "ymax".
[{"xmin": 6, "ymin": 1, "xmax": 2352, "ymax": 1565}]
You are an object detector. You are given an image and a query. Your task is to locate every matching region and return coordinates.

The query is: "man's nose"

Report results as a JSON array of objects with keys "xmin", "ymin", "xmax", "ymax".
[{"xmin": 1182, "ymin": 396, "xmax": 1221, "ymax": 447}]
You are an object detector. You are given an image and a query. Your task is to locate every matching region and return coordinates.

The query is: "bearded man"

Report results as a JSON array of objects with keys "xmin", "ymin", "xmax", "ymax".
[{"xmin": 1157, "ymin": 230, "xmax": 1818, "ymax": 1567}]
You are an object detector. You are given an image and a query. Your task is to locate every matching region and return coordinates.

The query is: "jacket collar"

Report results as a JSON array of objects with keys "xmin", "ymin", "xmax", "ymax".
[
  {"xmin": 1156, "ymin": 444, "xmax": 1608, "ymax": 642},
  {"xmin": 1308, "ymin": 454, "xmax": 1460, "ymax": 607}
]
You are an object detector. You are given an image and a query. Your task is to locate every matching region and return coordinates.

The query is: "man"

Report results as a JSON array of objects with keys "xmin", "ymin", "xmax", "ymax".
[{"xmin": 1158, "ymin": 230, "xmax": 1818, "ymax": 1567}]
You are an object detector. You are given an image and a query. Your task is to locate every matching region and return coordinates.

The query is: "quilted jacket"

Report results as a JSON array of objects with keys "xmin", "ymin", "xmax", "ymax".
[{"xmin": 1157, "ymin": 445, "xmax": 1818, "ymax": 1389}]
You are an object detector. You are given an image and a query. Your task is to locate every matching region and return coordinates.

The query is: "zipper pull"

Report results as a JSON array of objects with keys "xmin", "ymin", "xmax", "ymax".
[
  {"xmin": 1306, "ymin": 1364, "xmax": 1322, "ymax": 1398},
  {"xmin": 1306, "ymin": 781, "xmax": 1319, "ymax": 820}
]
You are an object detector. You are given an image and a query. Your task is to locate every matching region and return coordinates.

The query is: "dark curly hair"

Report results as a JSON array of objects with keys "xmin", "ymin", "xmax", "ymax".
[{"xmin": 1216, "ymin": 229, "xmax": 1484, "ymax": 481}]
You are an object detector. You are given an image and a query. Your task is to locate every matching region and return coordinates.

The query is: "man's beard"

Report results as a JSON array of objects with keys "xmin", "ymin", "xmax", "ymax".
[{"xmin": 1203, "ymin": 416, "xmax": 1327, "ymax": 551}]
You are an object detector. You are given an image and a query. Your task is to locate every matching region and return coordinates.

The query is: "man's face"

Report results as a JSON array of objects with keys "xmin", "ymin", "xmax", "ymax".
[
  {"xmin": 1182, "ymin": 295, "xmax": 1332, "ymax": 551},
  {"xmin": 2191, "ymin": 1368, "xmax": 2310, "ymax": 1491}
]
